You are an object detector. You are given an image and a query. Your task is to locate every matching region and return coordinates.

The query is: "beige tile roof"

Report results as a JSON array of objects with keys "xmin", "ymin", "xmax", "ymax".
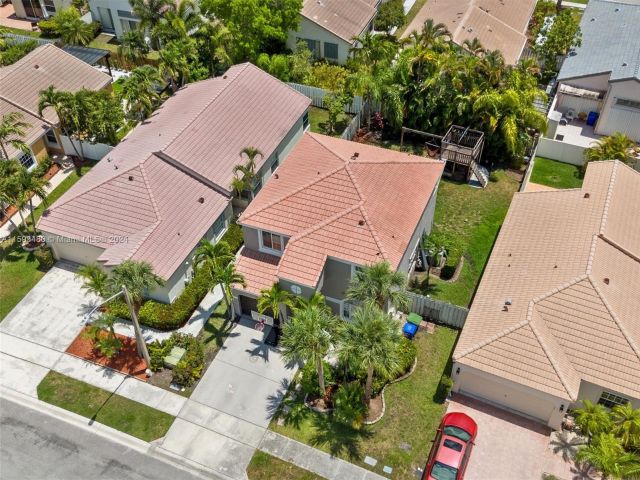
[
  {"xmin": 0, "ymin": 43, "xmax": 111, "ymax": 157},
  {"xmin": 455, "ymin": 161, "xmax": 640, "ymax": 400},
  {"xmin": 401, "ymin": 0, "xmax": 537, "ymax": 64},
  {"xmin": 300, "ymin": 0, "xmax": 377, "ymax": 43},
  {"xmin": 38, "ymin": 63, "xmax": 310, "ymax": 280},
  {"xmin": 239, "ymin": 132, "xmax": 444, "ymax": 290}
]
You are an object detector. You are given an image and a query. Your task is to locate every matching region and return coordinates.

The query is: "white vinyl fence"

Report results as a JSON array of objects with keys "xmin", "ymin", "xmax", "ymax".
[
  {"xmin": 60, "ymin": 136, "xmax": 113, "ymax": 161},
  {"xmin": 287, "ymin": 82, "xmax": 365, "ymax": 114},
  {"xmin": 407, "ymin": 292, "xmax": 468, "ymax": 329}
]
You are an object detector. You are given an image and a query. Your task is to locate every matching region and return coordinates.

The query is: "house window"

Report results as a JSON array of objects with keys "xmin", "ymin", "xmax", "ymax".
[
  {"xmin": 615, "ymin": 98, "xmax": 640, "ymax": 110},
  {"xmin": 120, "ymin": 18, "xmax": 138, "ymax": 33},
  {"xmin": 45, "ymin": 129, "xmax": 58, "ymax": 146},
  {"xmin": 300, "ymin": 38, "xmax": 320, "ymax": 58},
  {"xmin": 302, "ymin": 111, "xmax": 309, "ymax": 130},
  {"xmin": 324, "ymin": 42, "xmax": 338, "ymax": 60},
  {"xmin": 17, "ymin": 150, "xmax": 35, "ymax": 170},
  {"xmin": 43, "ymin": 0, "xmax": 56, "ymax": 15},
  {"xmin": 260, "ymin": 230, "xmax": 284, "ymax": 253},
  {"xmin": 598, "ymin": 391, "xmax": 629, "ymax": 409},
  {"xmin": 211, "ymin": 213, "xmax": 226, "ymax": 238}
]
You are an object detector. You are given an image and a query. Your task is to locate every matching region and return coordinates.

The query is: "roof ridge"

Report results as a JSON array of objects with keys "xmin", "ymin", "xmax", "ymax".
[
  {"xmin": 598, "ymin": 158, "xmax": 618, "ymax": 236},
  {"xmin": 357, "ymin": 204, "xmax": 390, "ymax": 262},
  {"xmin": 139, "ymin": 163, "xmax": 162, "ymax": 223},
  {"xmin": 469, "ymin": 3, "xmax": 526, "ymax": 38}
]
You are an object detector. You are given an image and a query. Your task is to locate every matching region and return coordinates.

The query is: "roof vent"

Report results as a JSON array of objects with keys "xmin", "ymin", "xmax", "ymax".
[
  {"xmin": 584, "ymin": 192, "xmax": 590, "ymax": 199},
  {"xmin": 223, "ymin": 75, "xmax": 227, "ymax": 79},
  {"xmin": 502, "ymin": 305, "xmax": 509, "ymax": 312},
  {"xmin": 128, "ymin": 175, "xmax": 134, "ymax": 181},
  {"xmin": 603, "ymin": 277, "xmax": 610, "ymax": 285},
  {"xmin": 34, "ymin": 64, "xmax": 39, "ymax": 69},
  {"xmin": 198, "ymin": 197, "xmax": 205, "ymax": 204},
  {"xmin": 622, "ymin": 62, "xmax": 628, "ymax": 67},
  {"xmin": 504, "ymin": 298, "xmax": 512, "ymax": 306},
  {"xmin": 615, "ymin": 7, "xmax": 620, "ymax": 11},
  {"xmin": 590, "ymin": 17, "xmax": 596, "ymax": 21},
  {"xmin": 114, "ymin": 165, "xmax": 118, "ymax": 170},
  {"xmin": 554, "ymin": 265, "xmax": 557, "ymax": 269},
  {"xmin": 274, "ymin": 173, "xmax": 279, "ymax": 179},
  {"xmin": 352, "ymin": 152, "xmax": 359, "ymax": 158},
  {"xmin": 358, "ymin": 219, "xmax": 365, "ymax": 226}
]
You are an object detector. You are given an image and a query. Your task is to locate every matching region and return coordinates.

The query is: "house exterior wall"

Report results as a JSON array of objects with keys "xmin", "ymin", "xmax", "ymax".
[
  {"xmin": 286, "ymin": 16, "xmax": 353, "ymax": 64},
  {"xmin": 279, "ymin": 277, "xmax": 316, "ymax": 300},
  {"xmin": 573, "ymin": 381, "xmax": 640, "ymax": 411},
  {"xmin": 320, "ymin": 257, "xmax": 352, "ymax": 300},
  {"xmin": 88, "ymin": 0, "xmax": 138, "ymax": 37},
  {"xmin": 257, "ymin": 114, "xmax": 307, "ymax": 189},
  {"xmin": 596, "ymin": 79, "xmax": 640, "ymax": 141},
  {"xmin": 43, "ymin": 234, "xmax": 104, "ymax": 265},
  {"xmin": 561, "ymin": 74, "xmax": 610, "ymax": 92},
  {"xmin": 242, "ymin": 225, "xmax": 260, "ymax": 251},
  {"xmin": 12, "ymin": 0, "xmax": 71, "ymax": 19},
  {"xmin": 31, "ymin": 136, "xmax": 49, "ymax": 162}
]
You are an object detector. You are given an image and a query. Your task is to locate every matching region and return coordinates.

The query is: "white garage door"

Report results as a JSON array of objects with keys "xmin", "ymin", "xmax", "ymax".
[{"xmin": 458, "ymin": 372, "xmax": 556, "ymax": 423}]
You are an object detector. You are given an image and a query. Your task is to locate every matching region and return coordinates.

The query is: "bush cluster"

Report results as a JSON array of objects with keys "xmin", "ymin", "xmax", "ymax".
[
  {"xmin": 33, "ymin": 156, "xmax": 53, "ymax": 178},
  {"xmin": 148, "ymin": 332, "xmax": 205, "ymax": 387},
  {"xmin": 300, "ymin": 360, "xmax": 334, "ymax": 398},
  {"xmin": 0, "ymin": 39, "xmax": 38, "ymax": 67},
  {"xmin": 34, "ymin": 247, "xmax": 55, "ymax": 270},
  {"xmin": 220, "ymin": 221, "xmax": 244, "ymax": 253}
]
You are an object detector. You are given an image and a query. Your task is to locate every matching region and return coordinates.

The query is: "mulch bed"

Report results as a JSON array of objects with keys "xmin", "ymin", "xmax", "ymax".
[
  {"xmin": 66, "ymin": 327, "xmax": 148, "ymax": 380},
  {"xmin": 366, "ymin": 395, "xmax": 383, "ymax": 422}
]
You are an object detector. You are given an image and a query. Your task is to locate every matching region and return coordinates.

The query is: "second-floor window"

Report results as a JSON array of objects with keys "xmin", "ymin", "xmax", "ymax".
[{"xmin": 261, "ymin": 230, "xmax": 284, "ymax": 253}]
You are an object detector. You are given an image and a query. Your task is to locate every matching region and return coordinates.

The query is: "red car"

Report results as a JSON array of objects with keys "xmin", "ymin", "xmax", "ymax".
[{"xmin": 423, "ymin": 412, "xmax": 478, "ymax": 480}]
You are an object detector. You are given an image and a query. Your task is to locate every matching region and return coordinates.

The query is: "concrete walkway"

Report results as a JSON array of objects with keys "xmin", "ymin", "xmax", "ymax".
[{"xmin": 562, "ymin": 1, "xmax": 587, "ymax": 9}]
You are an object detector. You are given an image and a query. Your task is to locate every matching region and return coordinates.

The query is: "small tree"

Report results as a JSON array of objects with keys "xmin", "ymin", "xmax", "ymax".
[
  {"xmin": 576, "ymin": 433, "xmax": 640, "ymax": 480},
  {"xmin": 17, "ymin": 168, "xmax": 49, "ymax": 236},
  {"xmin": 84, "ymin": 313, "xmax": 122, "ymax": 358},
  {"xmin": 323, "ymin": 92, "xmax": 348, "ymax": 135},
  {"xmin": 193, "ymin": 239, "xmax": 233, "ymax": 280},
  {"xmin": 346, "ymin": 261, "xmax": 410, "ymax": 311},
  {"xmin": 119, "ymin": 65, "xmax": 163, "ymax": 121},
  {"xmin": 76, "ymin": 263, "xmax": 111, "ymax": 297},
  {"xmin": 0, "ymin": 160, "xmax": 27, "ymax": 236},
  {"xmin": 584, "ymin": 133, "xmax": 638, "ymax": 173},
  {"xmin": 45, "ymin": 7, "xmax": 95, "ymax": 45},
  {"xmin": 118, "ymin": 30, "xmax": 150, "ymax": 67},
  {"xmin": 374, "ymin": 0, "xmax": 404, "ymax": 33},
  {"xmin": 292, "ymin": 291, "xmax": 331, "ymax": 315},
  {"xmin": 231, "ymin": 147, "xmax": 263, "ymax": 200},
  {"xmin": 109, "ymin": 260, "xmax": 164, "ymax": 316},
  {"xmin": 257, "ymin": 283, "xmax": 292, "ymax": 325},
  {"xmin": 574, "ymin": 400, "xmax": 612, "ymax": 440},
  {"xmin": 212, "ymin": 263, "xmax": 246, "ymax": 320},
  {"xmin": 611, "ymin": 403, "xmax": 640, "ymax": 451}
]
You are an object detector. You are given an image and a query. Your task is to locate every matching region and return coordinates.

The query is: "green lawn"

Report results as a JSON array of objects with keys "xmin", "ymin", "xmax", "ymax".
[
  {"xmin": 530, "ymin": 157, "xmax": 583, "ymax": 189},
  {"xmin": 308, "ymin": 106, "xmax": 352, "ymax": 137},
  {"xmin": 271, "ymin": 327, "xmax": 458, "ymax": 479},
  {"xmin": 37, "ymin": 371, "xmax": 175, "ymax": 442},
  {"xmin": 247, "ymin": 452, "xmax": 324, "ymax": 480},
  {"xmin": 0, "ymin": 163, "xmax": 94, "ymax": 321},
  {"xmin": 425, "ymin": 170, "xmax": 520, "ymax": 307},
  {"xmin": 0, "ymin": 26, "xmax": 42, "ymax": 37}
]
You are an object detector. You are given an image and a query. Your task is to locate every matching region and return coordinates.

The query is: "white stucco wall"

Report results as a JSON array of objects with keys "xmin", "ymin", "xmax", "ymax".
[
  {"xmin": 573, "ymin": 381, "xmax": 640, "ymax": 411},
  {"xmin": 43, "ymin": 233, "xmax": 104, "ymax": 265},
  {"xmin": 286, "ymin": 16, "xmax": 354, "ymax": 64},
  {"xmin": 560, "ymin": 73, "xmax": 610, "ymax": 92},
  {"xmin": 88, "ymin": 0, "xmax": 138, "ymax": 37},
  {"xmin": 11, "ymin": 0, "xmax": 71, "ymax": 19},
  {"xmin": 596, "ymin": 79, "xmax": 640, "ymax": 141}
]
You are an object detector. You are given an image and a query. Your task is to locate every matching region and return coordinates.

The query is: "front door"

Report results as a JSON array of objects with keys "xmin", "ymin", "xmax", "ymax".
[{"xmin": 21, "ymin": 0, "xmax": 43, "ymax": 18}]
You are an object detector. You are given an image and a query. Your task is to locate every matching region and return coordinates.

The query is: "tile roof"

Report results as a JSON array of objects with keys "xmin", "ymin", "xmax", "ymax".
[
  {"xmin": 401, "ymin": 0, "xmax": 537, "ymax": 64},
  {"xmin": 454, "ymin": 160, "xmax": 640, "ymax": 401},
  {"xmin": 38, "ymin": 63, "xmax": 310, "ymax": 280},
  {"xmin": 300, "ymin": 0, "xmax": 378, "ymax": 43},
  {"xmin": 0, "ymin": 43, "xmax": 111, "ymax": 157},
  {"xmin": 239, "ymin": 132, "xmax": 444, "ymax": 290},
  {"xmin": 558, "ymin": 0, "xmax": 640, "ymax": 82},
  {"xmin": 234, "ymin": 247, "xmax": 281, "ymax": 296}
]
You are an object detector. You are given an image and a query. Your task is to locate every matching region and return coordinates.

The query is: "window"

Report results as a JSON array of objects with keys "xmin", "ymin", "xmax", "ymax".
[
  {"xmin": 302, "ymin": 111, "xmax": 309, "ymax": 130},
  {"xmin": 98, "ymin": 7, "xmax": 115, "ymax": 31},
  {"xmin": 324, "ymin": 42, "xmax": 338, "ymax": 60},
  {"xmin": 120, "ymin": 18, "xmax": 138, "ymax": 33},
  {"xmin": 270, "ymin": 157, "xmax": 279, "ymax": 173},
  {"xmin": 300, "ymin": 38, "xmax": 320, "ymax": 57},
  {"xmin": 45, "ymin": 129, "xmax": 58, "ymax": 146},
  {"xmin": 17, "ymin": 150, "xmax": 35, "ymax": 169},
  {"xmin": 261, "ymin": 230, "xmax": 284, "ymax": 253},
  {"xmin": 43, "ymin": 0, "xmax": 56, "ymax": 15},
  {"xmin": 211, "ymin": 213, "xmax": 226, "ymax": 238},
  {"xmin": 615, "ymin": 98, "xmax": 640, "ymax": 110},
  {"xmin": 598, "ymin": 391, "xmax": 629, "ymax": 409}
]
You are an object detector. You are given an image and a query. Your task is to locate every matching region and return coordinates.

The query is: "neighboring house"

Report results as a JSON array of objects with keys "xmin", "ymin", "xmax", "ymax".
[
  {"xmin": 543, "ymin": 0, "xmax": 640, "ymax": 163},
  {"xmin": 233, "ymin": 132, "xmax": 444, "ymax": 323},
  {"xmin": 11, "ymin": 0, "xmax": 70, "ymax": 20},
  {"xmin": 38, "ymin": 63, "xmax": 311, "ymax": 303},
  {"xmin": 452, "ymin": 160, "xmax": 640, "ymax": 429},
  {"xmin": 286, "ymin": 0, "xmax": 379, "ymax": 64},
  {"xmin": 401, "ymin": 0, "xmax": 537, "ymax": 65},
  {"xmin": 0, "ymin": 43, "xmax": 111, "ymax": 169},
  {"xmin": 88, "ymin": 0, "xmax": 139, "ymax": 38}
]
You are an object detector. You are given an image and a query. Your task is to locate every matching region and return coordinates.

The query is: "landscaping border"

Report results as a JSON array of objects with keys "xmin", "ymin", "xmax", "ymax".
[{"xmin": 364, "ymin": 357, "xmax": 418, "ymax": 425}]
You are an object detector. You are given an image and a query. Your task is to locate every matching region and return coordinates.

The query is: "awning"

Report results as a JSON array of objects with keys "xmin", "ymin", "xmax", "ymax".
[{"xmin": 559, "ymin": 84, "xmax": 605, "ymax": 100}]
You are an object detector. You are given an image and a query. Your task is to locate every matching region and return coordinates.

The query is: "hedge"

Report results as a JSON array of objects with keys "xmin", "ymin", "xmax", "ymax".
[{"xmin": 220, "ymin": 221, "xmax": 244, "ymax": 253}]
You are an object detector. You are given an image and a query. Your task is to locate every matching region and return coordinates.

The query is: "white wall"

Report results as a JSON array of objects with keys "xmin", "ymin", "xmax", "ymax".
[
  {"xmin": 286, "ymin": 16, "xmax": 353, "ymax": 64},
  {"xmin": 42, "ymin": 233, "xmax": 104, "ymax": 265},
  {"xmin": 60, "ymin": 136, "xmax": 113, "ymax": 161},
  {"xmin": 11, "ymin": 0, "xmax": 71, "ymax": 19},
  {"xmin": 88, "ymin": 0, "xmax": 138, "ymax": 38},
  {"xmin": 560, "ymin": 74, "xmax": 610, "ymax": 92},
  {"xmin": 596, "ymin": 79, "xmax": 640, "ymax": 141},
  {"xmin": 536, "ymin": 137, "xmax": 587, "ymax": 165},
  {"xmin": 573, "ymin": 381, "xmax": 640, "ymax": 411},
  {"xmin": 556, "ymin": 93, "xmax": 603, "ymax": 117}
]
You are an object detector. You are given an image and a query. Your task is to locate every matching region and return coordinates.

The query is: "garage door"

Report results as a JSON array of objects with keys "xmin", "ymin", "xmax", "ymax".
[
  {"xmin": 458, "ymin": 372, "xmax": 555, "ymax": 424},
  {"xmin": 49, "ymin": 239, "xmax": 103, "ymax": 265}
]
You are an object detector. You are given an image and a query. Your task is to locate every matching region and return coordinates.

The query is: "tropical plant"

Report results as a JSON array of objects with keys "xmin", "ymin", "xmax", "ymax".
[
  {"xmin": 410, "ymin": 18, "xmax": 450, "ymax": 49},
  {"xmin": 76, "ymin": 263, "xmax": 111, "ymax": 297},
  {"xmin": 280, "ymin": 304, "xmax": 340, "ymax": 395},
  {"xmin": 333, "ymin": 382, "xmax": 367, "ymax": 428},
  {"xmin": 536, "ymin": 9, "xmax": 581, "ymax": 74},
  {"xmin": 576, "ymin": 433, "xmax": 640, "ymax": 480},
  {"xmin": 212, "ymin": 263, "xmax": 246, "ymax": 320},
  {"xmin": 374, "ymin": 0, "xmax": 404, "ymax": 33},
  {"xmin": 611, "ymin": 403, "xmax": 640, "ymax": 450},
  {"xmin": 257, "ymin": 283, "xmax": 292, "ymax": 325},
  {"xmin": 17, "ymin": 167, "xmax": 49, "ymax": 236},
  {"xmin": 574, "ymin": 400, "xmax": 613, "ymax": 439},
  {"xmin": 118, "ymin": 29, "xmax": 150, "ymax": 66},
  {"xmin": 337, "ymin": 302, "xmax": 402, "ymax": 405},
  {"xmin": 323, "ymin": 92, "xmax": 349, "ymax": 135},
  {"xmin": 462, "ymin": 38, "xmax": 485, "ymax": 57},
  {"xmin": 44, "ymin": 7, "xmax": 95, "ymax": 45},
  {"xmin": 194, "ymin": 18, "xmax": 233, "ymax": 76},
  {"xmin": 346, "ymin": 261, "xmax": 410, "ymax": 311},
  {"xmin": 158, "ymin": 38, "xmax": 204, "ymax": 90},
  {"xmin": 0, "ymin": 112, "xmax": 30, "ymax": 160},
  {"xmin": 193, "ymin": 239, "xmax": 233, "ymax": 277},
  {"xmin": 292, "ymin": 291, "xmax": 330, "ymax": 314},
  {"xmin": 128, "ymin": 0, "xmax": 176, "ymax": 49},
  {"xmin": 152, "ymin": 0, "xmax": 200, "ymax": 44},
  {"xmin": 584, "ymin": 133, "xmax": 638, "ymax": 172},
  {"xmin": 84, "ymin": 313, "xmax": 123, "ymax": 358},
  {"xmin": 109, "ymin": 260, "xmax": 164, "ymax": 315},
  {"xmin": 119, "ymin": 65, "xmax": 163, "ymax": 120},
  {"xmin": 0, "ymin": 160, "xmax": 27, "ymax": 236},
  {"xmin": 231, "ymin": 147, "xmax": 263, "ymax": 200}
]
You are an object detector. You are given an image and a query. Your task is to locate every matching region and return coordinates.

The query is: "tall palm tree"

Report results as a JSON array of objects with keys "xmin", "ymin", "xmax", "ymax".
[
  {"xmin": 119, "ymin": 65, "xmax": 163, "ymax": 120},
  {"xmin": 412, "ymin": 19, "xmax": 450, "ymax": 49},
  {"xmin": 350, "ymin": 32, "xmax": 397, "ymax": 71},
  {"xmin": 576, "ymin": 433, "xmax": 640, "ymax": 480},
  {"xmin": 257, "ymin": 283, "xmax": 292, "ymax": 325},
  {"xmin": 129, "ymin": 0, "xmax": 176, "ymax": 49},
  {"xmin": 193, "ymin": 239, "xmax": 233, "ymax": 281},
  {"xmin": 574, "ymin": 400, "xmax": 613, "ymax": 440},
  {"xmin": 337, "ymin": 302, "xmax": 402, "ymax": 405},
  {"xmin": 0, "ymin": 112, "xmax": 30, "ymax": 161},
  {"xmin": 280, "ymin": 305, "xmax": 340, "ymax": 395},
  {"xmin": 611, "ymin": 403, "xmax": 640, "ymax": 450},
  {"xmin": 118, "ymin": 29, "xmax": 150, "ymax": 66},
  {"xmin": 292, "ymin": 291, "xmax": 330, "ymax": 314},
  {"xmin": 17, "ymin": 167, "xmax": 49, "ymax": 236},
  {"xmin": 584, "ymin": 133, "xmax": 638, "ymax": 172},
  {"xmin": 109, "ymin": 260, "xmax": 164, "ymax": 314},
  {"xmin": 346, "ymin": 261, "xmax": 410, "ymax": 311},
  {"xmin": 478, "ymin": 50, "xmax": 506, "ymax": 87},
  {"xmin": 231, "ymin": 147, "xmax": 263, "ymax": 200},
  {"xmin": 0, "ymin": 160, "xmax": 27, "ymax": 236},
  {"xmin": 462, "ymin": 38, "xmax": 485, "ymax": 57},
  {"xmin": 38, "ymin": 87, "xmax": 85, "ymax": 162},
  {"xmin": 76, "ymin": 263, "xmax": 111, "ymax": 298},
  {"xmin": 152, "ymin": 0, "xmax": 200, "ymax": 44},
  {"xmin": 158, "ymin": 38, "xmax": 198, "ymax": 90},
  {"xmin": 212, "ymin": 263, "xmax": 245, "ymax": 320}
]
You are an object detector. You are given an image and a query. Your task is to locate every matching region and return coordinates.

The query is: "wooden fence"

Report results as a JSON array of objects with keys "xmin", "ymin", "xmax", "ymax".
[{"xmin": 407, "ymin": 292, "xmax": 469, "ymax": 329}]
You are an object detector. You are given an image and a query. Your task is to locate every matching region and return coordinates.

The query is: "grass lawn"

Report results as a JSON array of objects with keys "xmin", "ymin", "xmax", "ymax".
[
  {"xmin": 271, "ymin": 326, "xmax": 459, "ymax": 479},
  {"xmin": 424, "ymin": 170, "xmax": 520, "ymax": 307},
  {"xmin": 0, "ymin": 26, "xmax": 42, "ymax": 37},
  {"xmin": 308, "ymin": 106, "xmax": 352, "ymax": 137},
  {"xmin": 247, "ymin": 452, "xmax": 324, "ymax": 480},
  {"xmin": 530, "ymin": 157, "xmax": 583, "ymax": 189},
  {"xmin": 0, "ymin": 163, "xmax": 94, "ymax": 321},
  {"xmin": 37, "ymin": 371, "xmax": 175, "ymax": 441}
]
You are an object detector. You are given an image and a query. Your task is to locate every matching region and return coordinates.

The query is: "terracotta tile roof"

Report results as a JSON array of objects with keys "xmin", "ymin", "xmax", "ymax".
[
  {"xmin": 455, "ymin": 161, "xmax": 640, "ymax": 400},
  {"xmin": 234, "ymin": 247, "xmax": 281, "ymax": 295},
  {"xmin": 300, "ymin": 0, "xmax": 377, "ymax": 43},
  {"xmin": 0, "ymin": 43, "xmax": 111, "ymax": 157},
  {"xmin": 239, "ymin": 132, "xmax": 444, "ymax": 290},
  {"xmin": 38, "ymin": 64, "xmax": 310, "ymax": 280},
  {"xmin": 401, "ymin": 0, "xmax": 536, "ymax": 64}
]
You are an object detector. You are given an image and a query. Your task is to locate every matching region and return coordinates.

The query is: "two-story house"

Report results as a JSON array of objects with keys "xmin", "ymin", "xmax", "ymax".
[{"xmin": 232, "ymin": 132, "xmax": 444, "ymax": 325}]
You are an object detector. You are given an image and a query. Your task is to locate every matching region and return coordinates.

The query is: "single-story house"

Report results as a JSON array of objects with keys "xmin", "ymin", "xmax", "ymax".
[
  {"xmin": 11, "ymin": 0, "xmax": 70, "ymax": 19},
  {"xmin": 0, "ymin": 43, "xmax": 111, "ymax": 169},
  {"xmin": 452, "ymin": 160, "xmax": 640, "ymax": 429},
  {"xmin": 233, "ymin": 132, "xmax": 444, "ymax": 324},
  {"xmin": 286, "ymin": 0, "xmax": 380, "ymax": 64},
  {"xmin": 544, "ymin": 0, "xmax": 640, "ymax": 160},
  {"xmin": 401, "ymin": 0, "xmax": 537, "ymax": 65},
  {"xmin": 38, "ymin": 63, "xmax": 311, "ymax": 303}
]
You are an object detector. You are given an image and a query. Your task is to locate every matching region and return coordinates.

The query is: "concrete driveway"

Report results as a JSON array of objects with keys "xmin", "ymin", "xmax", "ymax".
[{"xmin": 446, "ymin": 394, "xmax": 597, "ymax": 480}]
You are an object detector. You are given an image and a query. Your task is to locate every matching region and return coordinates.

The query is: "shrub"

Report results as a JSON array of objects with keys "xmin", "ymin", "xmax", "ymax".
[
  {"xmin": 172, "ymin": 334, "xmax": 204, "ymax": 387},
  {"xmin": 37, "ymin": 19, "xmax": 59, "ymax": 37},
  {"xmin": 333, "ymin": 382, "xmax": 367, "ymax": 428},
  {"xmin": 397, "ymin": 337, "xmax": 417, "ymax": 375},
  {"xmin": 220, "ymin": 221, "xmax": 244, "ymax": 253},
  {"xmin": 300, "ymin": 360, "xmax": 334, "ymax": 397},
  {"xmin": 0, "ymin": 40, "xmax": 38, "ymax": 66},
  {"xmin": 34, "ymin": 247, "xmax": 55, "ymax": 270},
  {"xmin": 148, "ymin": 339, "xmax": 173, "ymax": 371},
  {"xmin": 374, "ymin": 0, "xmax": 404, "ymax": 32},
  {"xmin": 309, "ymin": 62, "xmax": 349, "ymax": 92},
  {"xmin": 33, "ymin": 156, "xmax": 53, "ymax": 178}
]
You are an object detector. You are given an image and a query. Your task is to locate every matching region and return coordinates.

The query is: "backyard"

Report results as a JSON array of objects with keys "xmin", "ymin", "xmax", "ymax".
[
  {"xmin": 247, "ymin": 452, "xmax": 324, "ymax": 480},
  {"xmin": 530, "ymin": 157, "xmax": 583, "ymax": 189},
  {"xmin": 271, "ymin": 326, "xmax": 459, "ymax": 479},
  {"xmin": 308, "ymin": 106, "xmax": 353, "ymax": 137}
]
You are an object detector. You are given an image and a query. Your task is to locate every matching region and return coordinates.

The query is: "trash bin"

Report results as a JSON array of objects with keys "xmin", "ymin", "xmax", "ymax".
[{"xmin": 586, "ymin": 111, "xmax": 599, "ymax": 126}]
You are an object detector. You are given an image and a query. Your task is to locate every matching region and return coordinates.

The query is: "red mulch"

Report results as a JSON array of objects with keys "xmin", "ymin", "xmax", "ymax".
[{"xmin": 66, "ymin": 327, "xmax": 148, "ymax": 380}]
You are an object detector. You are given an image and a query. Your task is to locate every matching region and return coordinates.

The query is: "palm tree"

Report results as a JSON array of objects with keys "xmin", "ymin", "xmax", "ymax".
[
  {"xmin": 109, "ymin": 260, "xmax": 164, "ymax": 314},
  {"xmin": 611, "ymin": 403, "xmax": 640, "ymax": 450},
  {"xmin": 346, "ymin": 261, "xmax": 410, "ymax": 311},
  {"xmin": 478, "ymin": 50, "xmax": 506, "ymax": 87},
  {"xmin": 280, "ymin": 305, "xmax": 340, "ymax": 395},
  {"xmin": 337, "ymin": 302, "xmax": 402, "ymax": 405},
  {"xmin": 76, "ymin": 263, "xmax": 111, "ymax": 297},
  {"xmin": 152, "ymin": 0, "xmax": 200, "ymax": 44},
  {"xmin": 0, "ymin": 112, "xmax": 31, "ymax": 161},
  {"xmin": 85, "ymin": 313, "xmax": 122, "ymax": 358},
  {"xmin": 412, "ymin": 19, "xmax": 450, "ymax": 48},
  {"xmin": 128, "ymin": 0, "xmax": 176, "ymax": 49},
  {"xmin": 350, "ymin": 32, "xmax": 397, "ymax": 71},
  {"xmin": 54, "ymin": 7, "xmax": 95, "ymax": 45},
  {"xmin": 574, "ymin": 400, "xmax": 613, "ymax": 439},
  {"xmin": 158, "ymin": 38, "xmax": 198, "ymax": 90},
  {"xmin": 38, "ymin": 87, "xmax": 84, "ymax": 162},
  {"xmin": 257, "ymin": 283, "xmax": 292, "ymax": 325},
  {"xmin": 212, "ymin": 263, "xmax": 246, "ymax": 320},
  {"xmin": 0, "ymin": 160, "xmax": 27, "ymax": 236},
  {"xmin": 193, "ymin": 239, "xmax": 233, "ymax": 280},
  {"xmin": 119, "ymin": 65, "xmax": 162, "ymax": 120},
  {"xmin": 576, "ymin": 433, "xmax": 640, "ymax": 480},
  {"xmin": 584, "ymin": 133, "xmax": 638, "ymax": 172},
  {"xmin": 17, "ymin": 167, "xmax": 49, "ymax": 236},
  {"xmin": 118, "ymin": 29, "xmax": 150, "ymax": 66},
  {"xmin": 292, "ymin": 291, "xmax": 330, "ymax": 314},
  {"xmin": 195, "ymin": 18, "xmax": 233, "ymax": 76},
  {"xmin": 462, "ymin": 38, "xmax": 485, "ymax": 57},
  {"xmin": 231, "ymin": 147, "xmax": 263, "ymax": 200}
]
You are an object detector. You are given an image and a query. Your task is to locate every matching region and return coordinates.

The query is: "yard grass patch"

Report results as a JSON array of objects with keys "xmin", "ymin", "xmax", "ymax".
[
  {"xmin": 308, "ymin": 106, "xmax": 352, "ymax": 137},
  {"xmin": 530, "ymin": 157, "xmax": 583, "ymax": 189},
  {"xmin": 247, "ymin": 451, "xmax": 324, "ymax": 480},
  {"xmin": 37, "ymin": 371, "xmax": 174, "ymax": 442},
  {"xmin": 271, "ymin": 327, "xmax": 459, "ymax": 479}
]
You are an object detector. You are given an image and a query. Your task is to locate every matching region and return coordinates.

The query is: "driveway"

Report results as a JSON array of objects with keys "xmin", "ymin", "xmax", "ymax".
[{"xmin": 446, "ymin": 394, "xmax": 597, "ymax": 480}]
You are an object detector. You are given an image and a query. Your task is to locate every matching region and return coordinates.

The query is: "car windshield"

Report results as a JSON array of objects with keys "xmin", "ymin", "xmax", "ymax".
[
  {"xmin": 430, "ymin": 461, "xmax": 459, "ymax": 480},
  {"xmin": 443, "ymin": 438, "xmax": 463, "ymax": 452},
  {"xmin": 443, "ymin": 425, "xmax": 471, "ymax": 442}
]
